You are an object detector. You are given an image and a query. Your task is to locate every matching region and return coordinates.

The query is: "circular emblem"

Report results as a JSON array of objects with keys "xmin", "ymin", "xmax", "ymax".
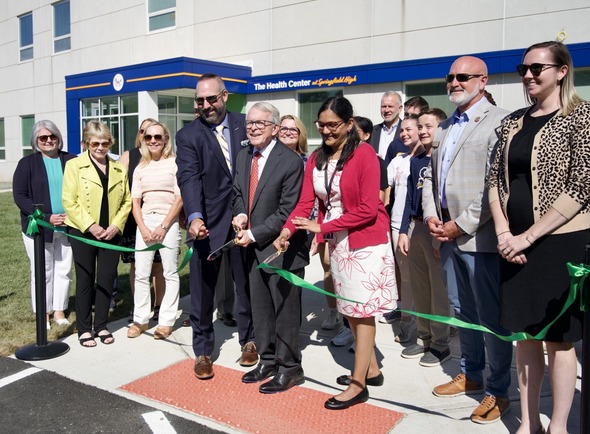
[{"xmin": 113, "ymin": 73, "xmax": 124, "ymax": 91}]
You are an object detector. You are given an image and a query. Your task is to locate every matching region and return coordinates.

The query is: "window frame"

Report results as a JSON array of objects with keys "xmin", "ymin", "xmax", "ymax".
[
  {"xmin": 297, "ymin": 89, "xmax": 344, "ymax": 149},
  {"xmin": 19, "ymin": 12, "xmax": 34, "ymax": 62},
  {"xmin": 21, "ymin": 115, "xmax": 35, "ymax": 157},
  {"xmin": 147, "ymin": 0, "xmax": 176, "ymax": 33},
  {"xmin": 53, "ymin": 0, "xmax": 71, "ymax": 54},
  {"xmin": 0, "ymin": 118, "xmax": 5, "ymax": 160}
]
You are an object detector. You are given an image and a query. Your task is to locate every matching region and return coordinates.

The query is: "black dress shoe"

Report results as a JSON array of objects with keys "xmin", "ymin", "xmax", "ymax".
[
  {"xmin": 336, "ymin": 372, "xmax": 384, "ymax": 387},
  {"xmin": 324, "ymin": 387, "xmax": 369, "ymax": 410},
  {"xmin": 242, "ymin": 364, "xmax": 277, "ymax": 384},
  {"xmin": 216, "ymin": 312, "xmax": 237, "ymax": 327},
  {"xmin": 259, "ymin": 369, "xmax": 304, "ymax": 394}
]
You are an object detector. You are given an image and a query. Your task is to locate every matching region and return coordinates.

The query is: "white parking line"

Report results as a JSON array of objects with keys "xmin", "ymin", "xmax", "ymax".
[
  {"xmin": 142, "ymin": 411, "xmax": 177, "ymax": 434},
  {"xmin": 0, "ymin": 367, "xmax": 42, "ymax": 388}
]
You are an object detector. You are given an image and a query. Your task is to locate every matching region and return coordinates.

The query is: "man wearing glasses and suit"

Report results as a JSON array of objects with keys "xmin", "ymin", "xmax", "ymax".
[
  {"xmin": 176, "ymin": 73, "xmax": 256, "ymax": 380},
  {"xmin": 422, "ymin": 56, "xmax": 512, "ymax": 425}
]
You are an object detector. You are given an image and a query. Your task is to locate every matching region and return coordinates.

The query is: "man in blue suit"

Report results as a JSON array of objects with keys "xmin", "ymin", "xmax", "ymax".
[{"xmin": 176, "ymin": 73, "xmax": 256, "ymax": 380}]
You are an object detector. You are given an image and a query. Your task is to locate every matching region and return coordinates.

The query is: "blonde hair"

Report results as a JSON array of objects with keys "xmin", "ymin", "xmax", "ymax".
[
  {"xmin": 135, "ymin": 117, "xmax": 157, "ymax": 149},
  {"xmin": 83, "ymin": 120, "xmax": 113, "ymax": 146},
  {"xmin": 279, "ymin": 114, "xmax": 308, "ymax": 154},
  {"xmin": 139, "ymin": 121, "xmax": 173, "ymax": 165}
]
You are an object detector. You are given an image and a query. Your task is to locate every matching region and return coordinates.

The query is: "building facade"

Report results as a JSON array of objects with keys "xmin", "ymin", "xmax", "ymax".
[{"xmin": 1, "ymin": 0, "xmax": 589, "ymax": 182}]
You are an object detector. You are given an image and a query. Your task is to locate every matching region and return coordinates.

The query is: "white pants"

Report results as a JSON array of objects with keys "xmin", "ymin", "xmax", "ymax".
[
  {"xmin": 133, "ymin": 213, "xmax": 180, "ymax": 326},
  {"xmin": 22, "ymin": 231, "xmax": 72, "ymax": 313}
]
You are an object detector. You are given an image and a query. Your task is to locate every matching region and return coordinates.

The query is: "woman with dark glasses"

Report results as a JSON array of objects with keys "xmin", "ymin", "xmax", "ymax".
[
  {"xmin": 63, "ymin": 121, "xmax": 131, "ymax": 347},
  {"xmin": 128, "ymin": 121, "xmax": 182, "ymax": 340},
  {"xmin": 489, "ymin": 41, "xmax": 590, "ymax": 434},
  {"xmin": 13, "ymin": 120, "xmax": 76, "ymax": 330}
]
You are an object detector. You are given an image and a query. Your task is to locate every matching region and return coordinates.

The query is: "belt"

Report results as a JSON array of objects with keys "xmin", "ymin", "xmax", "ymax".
[
  {"xmin": 441, "ymin": 208, "xmax": 451, "ymax": 222},
  {"xmin": 411, "ymin": 216, "xmax": 424, "ymax": 222}
]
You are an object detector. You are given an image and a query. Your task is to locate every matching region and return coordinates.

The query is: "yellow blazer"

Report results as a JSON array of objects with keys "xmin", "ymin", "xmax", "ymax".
[{"xmin": 62, "ymin": 151, "xmax": 131, "ymax": 233}]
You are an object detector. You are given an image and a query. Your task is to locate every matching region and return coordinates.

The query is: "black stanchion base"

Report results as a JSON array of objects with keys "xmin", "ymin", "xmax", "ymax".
[{"xmin": 15, "ymin": 341, "xmax": 70, "ymax": 361}]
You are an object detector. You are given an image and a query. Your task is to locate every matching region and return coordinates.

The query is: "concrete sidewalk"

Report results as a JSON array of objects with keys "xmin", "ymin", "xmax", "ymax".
[{"xmin": 24, "ymin": 254, "xmax": 582, "ymax": 433}]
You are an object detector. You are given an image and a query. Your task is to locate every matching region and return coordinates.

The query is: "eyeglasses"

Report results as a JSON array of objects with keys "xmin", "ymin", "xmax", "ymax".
[
  {"xmin": 245, "ymin": 120, "xmax": 275, "ymax": 129},
  {"xmin": 315, "ymin": 120, "xmax": 345, "ymax": 132},
  {"xmin": 516, "ymin": 63, "xmax": 560, "ymax": 77},
  {"xmin": 194, "ymin": 90, "xmax": 225, "ymax": 106},
  {"xmin": 279, "ymin": 126, "xmax": 300, "ymax": 135},
  {"xmin": 445, "ymin": 74, "xmax": 484, "ymax": 83},
  {"xmin": 38, "ymin": 134, "xmax": 58, "ymax": 142},
  {"xmin": 88, "ymin": 141, "xmax": 111, "ymax": 149},
  {"xmin": 144, "ymin": 134, "xmax": 164, "ymax": 141}
]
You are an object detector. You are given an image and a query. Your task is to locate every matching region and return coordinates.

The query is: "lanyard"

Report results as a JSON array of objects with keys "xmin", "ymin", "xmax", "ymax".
[{"xmin": 323, "ymin": 162, "xmax": 338, "ymax": 211}]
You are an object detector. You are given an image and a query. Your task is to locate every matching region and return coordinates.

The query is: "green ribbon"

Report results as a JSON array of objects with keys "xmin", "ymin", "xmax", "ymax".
[
  {"xmin": 176, "ymin": 247, "xmax": 193, "ymax": 273},
  {"xmin": 25, "ymin": 209, "xmax": 45, "ymax": 236},
  {"xmin": 259, "ymin": 261, "xmax": 590, "ymax": 342}
]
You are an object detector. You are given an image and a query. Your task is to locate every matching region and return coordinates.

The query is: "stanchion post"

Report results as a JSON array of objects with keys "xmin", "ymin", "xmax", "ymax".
[
  {"xmin": 15, "ymin": 205, "xmax": 69, "ymax": 361},
  {"xmin": 582, "ymin": 244, "xmax": 590, "ymax": 434}
]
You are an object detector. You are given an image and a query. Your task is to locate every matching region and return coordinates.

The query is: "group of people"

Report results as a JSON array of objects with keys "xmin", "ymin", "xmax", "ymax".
[{"xmin": 13, "ymin": 41, "xmax": 588, "ymax": 431}]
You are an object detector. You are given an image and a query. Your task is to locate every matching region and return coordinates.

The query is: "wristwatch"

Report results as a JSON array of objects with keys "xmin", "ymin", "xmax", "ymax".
[{"xmin": 160, "ymin": 223, "xmax": 168, "ymax": 231}]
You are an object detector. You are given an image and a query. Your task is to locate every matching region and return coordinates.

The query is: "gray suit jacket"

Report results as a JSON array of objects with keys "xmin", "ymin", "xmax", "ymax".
[
  {"xmin": 233, "ymin": 140, "xmax": 309, "ymax": 270},
  {"xmin": 422, "ymin": 98, "xmax": 508, "ymax": 253}
]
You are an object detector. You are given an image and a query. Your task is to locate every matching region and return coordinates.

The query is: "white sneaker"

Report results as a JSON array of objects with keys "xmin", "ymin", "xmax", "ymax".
[
  {"xmin": 331, "ymin": 326, "xmax": 354, "ymax": 347},
  {"xmin": 321, "ymin": 309, "xmax": 341, "ymax": 330}
]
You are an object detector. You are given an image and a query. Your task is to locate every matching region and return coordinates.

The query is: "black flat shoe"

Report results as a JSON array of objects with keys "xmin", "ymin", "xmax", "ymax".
[
  {"xmin": 324, "ymin": 387, "xmax": 369, "ymax": 410},
  {"xmin": 259, "ymin": 369, "xmax": 304, "ymax": 394},
  {"xmin": 242, "ymin": 364, "xmax": 277, "ymax": 383},
  {"xmin": 336, "ymin": 372, "xmax": 384, "ymax": 387}
]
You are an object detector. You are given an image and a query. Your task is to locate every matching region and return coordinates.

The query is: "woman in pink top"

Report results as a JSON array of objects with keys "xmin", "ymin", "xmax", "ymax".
[
  {"xmin": 274, "ymin": 97, "xmax": 397, "ymax": 410},
  {"xmin": 128, "ymin": 121, "xmax": 183, "ymax": 340}
]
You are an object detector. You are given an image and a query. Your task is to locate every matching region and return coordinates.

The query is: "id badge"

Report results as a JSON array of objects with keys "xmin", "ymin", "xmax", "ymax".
[{"xmin": 324, "ymin": 233, "xmax": 333, "ymax": 240}]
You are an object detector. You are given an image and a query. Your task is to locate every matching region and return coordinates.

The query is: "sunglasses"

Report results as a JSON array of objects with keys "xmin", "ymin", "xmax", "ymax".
[
  {"xmin": 445, "ymin": 74, "xmax": 484, "ymax": 83},
  {"xmin": 88, "ymin": 141, "xmax": 110, "ymax": 149},
  {"xmin": 38, "ymin": 134, "xmax": 58, "ymax": 142},
  {"xmin": 144, "ymin": 134, "xmax": 164, "ymax": 141},
  {"xmin": 516, "ymin": 63, "xmax": 560, "ymax": 77},
  {"xmin": 194, "ymin": 90, "xmax": 225, "ymax": 106}
]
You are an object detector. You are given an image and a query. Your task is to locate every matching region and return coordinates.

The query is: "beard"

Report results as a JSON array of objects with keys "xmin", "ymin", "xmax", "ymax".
[
  {"xmin": 198, "ymin": 105, "xmax": 226, "ymax": 124},
  {"xmin": 448, "ymin": 85, "xmax": 480, "ymax": 107}
]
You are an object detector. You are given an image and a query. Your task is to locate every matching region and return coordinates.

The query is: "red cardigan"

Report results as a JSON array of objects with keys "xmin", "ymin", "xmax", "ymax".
[{"xmin": 284, "ymin": 142, "xmax": 390, "ymax": 250}]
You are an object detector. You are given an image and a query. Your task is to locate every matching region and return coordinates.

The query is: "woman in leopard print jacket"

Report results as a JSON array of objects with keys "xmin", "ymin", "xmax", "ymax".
[{"xmin": 488, "ymin": 41, "xmax": 590, "ymax": 434}]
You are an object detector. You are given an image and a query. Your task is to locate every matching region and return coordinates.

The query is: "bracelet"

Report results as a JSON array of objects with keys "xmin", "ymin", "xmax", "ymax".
[
  {"xmin": 496, "ymin": 230, "xmax": 510, "ymax": 236},
  {"xmin": 160, "ymin": 223, "xmax": 168, "ymax": 231},
  {"xmin": 525, "ymin": 234, "xmax": 534, "ymax": 244}
]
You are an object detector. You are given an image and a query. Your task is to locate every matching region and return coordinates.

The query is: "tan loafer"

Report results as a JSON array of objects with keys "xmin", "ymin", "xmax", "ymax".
[
  {"xmin": 154, "ymin": 326, "xmax": 172, "ymax": 340},
  {"xmin": 127, "ymin": 323, "xmax": 148, "ymax": 338}
]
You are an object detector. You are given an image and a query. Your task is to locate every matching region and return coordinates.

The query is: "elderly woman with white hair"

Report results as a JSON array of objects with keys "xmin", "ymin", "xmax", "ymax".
[{"xmin": 13, "ymin": 120, "xmax": 77, "ymax": 329}]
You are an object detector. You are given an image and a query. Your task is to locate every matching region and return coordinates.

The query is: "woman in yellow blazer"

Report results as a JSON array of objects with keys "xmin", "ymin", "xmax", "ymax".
[{"xmin": 63, "ymin": 120, "xmax": 131, "ymax": 347}]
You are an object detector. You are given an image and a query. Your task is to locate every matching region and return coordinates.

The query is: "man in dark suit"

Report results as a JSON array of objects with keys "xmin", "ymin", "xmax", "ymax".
[
  {"xmin": 232, "ymin": 102, "xmax": 309, "ymax": 394},
  {"xmin": 370, "ymin": 91, "xmax": 404, "ymax": 166},
  {"xmin": 176, "ymin": 73, "xmax": 256, "ymax": 380}
]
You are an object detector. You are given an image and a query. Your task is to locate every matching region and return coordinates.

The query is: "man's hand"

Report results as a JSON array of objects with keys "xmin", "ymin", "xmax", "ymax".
[
  {"xmin": 397, "ymin": 233, "xmax": 410, "ymax": 256},
  {"xmin": 440, "ymin": 220, "xmax": 464, "ymax": 240},
  {"xmin": 235, "ymin": 229, "xmax": 253, "ymax": 247},
  {"xmin": 232, "ymin": 215, "xmax": 247, "ymax": 231},
  {"xmin": 189, "ymin": 218, "xmax": 209, "ymax": 240}
]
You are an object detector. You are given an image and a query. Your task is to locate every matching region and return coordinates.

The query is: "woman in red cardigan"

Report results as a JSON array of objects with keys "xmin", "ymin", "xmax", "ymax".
[{"xmin": 274, "ymin": 96, "xmax": 397, "ymax": 410}]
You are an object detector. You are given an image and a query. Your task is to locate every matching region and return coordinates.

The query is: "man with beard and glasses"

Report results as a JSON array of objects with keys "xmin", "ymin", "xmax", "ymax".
[
  {"xmin": 176, "ymin": 73, "xmax": 256, "ymax": 380},
  {"xmin": 421, "ymin": 56, "xmax": 513, "ymax": 425}
]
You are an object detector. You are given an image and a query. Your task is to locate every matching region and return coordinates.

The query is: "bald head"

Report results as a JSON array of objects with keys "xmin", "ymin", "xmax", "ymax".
[
  {"xmin": 447, "ymin": 56, "xmax": 488, "ymax": 112},
  {"xmin": 451, "ymin": 56, "xmax": 488, "ymax": 76}
]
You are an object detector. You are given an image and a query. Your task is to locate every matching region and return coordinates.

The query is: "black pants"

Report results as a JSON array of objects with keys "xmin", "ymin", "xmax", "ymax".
[{"xmin": 69, "ymin": 227, "xmax": 120, "ymax": 335}]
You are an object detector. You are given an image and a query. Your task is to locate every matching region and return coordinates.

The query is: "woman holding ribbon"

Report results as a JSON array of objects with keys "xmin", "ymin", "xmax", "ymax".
[
  {"xmin": 488, "ymin": 41, "xmax": 590, "ymax": 434},
  {"xmin": 128, "ymin": 121, "xmax": 182, "ymax": 339},
  {"xmin": 274, "ymin": 96, "xmax": 397, "ymax": 410},
  {"xmin": 63, "ymin": 121, "xmax": 131, "ymax": 347},
  {"xmin": 13, "ymin": 120, "xmax": 76, "ymax": 329}
]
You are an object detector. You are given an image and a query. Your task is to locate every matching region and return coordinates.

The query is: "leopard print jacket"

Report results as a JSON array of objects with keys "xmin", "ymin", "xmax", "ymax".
[{"xmin": 488, "ymin": 101, "xmax": 590, "ymax": 234}]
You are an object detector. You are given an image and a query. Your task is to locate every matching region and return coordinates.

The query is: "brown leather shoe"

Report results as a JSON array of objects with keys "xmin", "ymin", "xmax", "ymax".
[
  {"xmin": 194, "ymin": 355, "xmax": 214, "ymax": 380},
  {"xmin": 239, "ymin": 341, "xmax": 258, "ymax": 367},
  {"xmin": 127, "ymin": 323, "xmax": 148, "ymax": 338},
  {"xmin": 432, "ymin": 373, "xmax": 484, "ymax": 397},
  {"xmin": 470, "ymin": 395, "xmax": 510, "ymax": 424},
  {"xmin": 153, "ymin": 326, "xmax": 172, "ymax": 340}
]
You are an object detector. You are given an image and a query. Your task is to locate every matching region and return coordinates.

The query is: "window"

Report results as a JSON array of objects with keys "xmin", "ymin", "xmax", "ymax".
[
  {"xmin": 405, "ymin": 82, "xmax": 455, "ymax": 118},
  {"xmin": 148, "ymin": 0, "xmax": 176, "ymax": 32},
  {"xmin": 158, "ymin": 94, "xmax": 194, "ymax": 147},
  {"xmin": 298, "ymin": 89, "xmax": 343, "ymax": 147},
  {"xmin": 80, "ymin": 95, "xmax": 139, "ymax": 155},
  {"xmin": 0, "ymin": 119, "xmax": 5, "ymax": 160},
  {"xmin": 575, "ymin": 68, "xmax": 590, "ymax": 102},
  {"xmin": 19, "ymin": 12, "xmax": 33, "ymax": 61},
  {"xmin": 53, "ymin": 0, "xmax": 71, "ymax": 53},
  {"xmin": 22, "ymin": 115, "xmax": 35, "ymax": 157}
]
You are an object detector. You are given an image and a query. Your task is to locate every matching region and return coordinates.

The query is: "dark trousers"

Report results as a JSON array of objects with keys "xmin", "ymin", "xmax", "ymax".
[
  {"xmin": 69, "ymin": 228, "xmax": 120, "ymax": 335},
  {"xmin": 190, "ymin": 239, "xmax": 254, "ymax": 355},
  {"xmin": 249, "ymin": 255, "xmax": 303, "ymax": 375}
]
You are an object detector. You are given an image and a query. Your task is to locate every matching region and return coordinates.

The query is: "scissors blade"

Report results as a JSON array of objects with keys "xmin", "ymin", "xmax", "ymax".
[
  {"xmin": 262, "ymin": 249, "xmax": 283, "ymax": 264},
  {"xmin": 207, "ymin": 238, "xmax": 238, "ymax": 261}
]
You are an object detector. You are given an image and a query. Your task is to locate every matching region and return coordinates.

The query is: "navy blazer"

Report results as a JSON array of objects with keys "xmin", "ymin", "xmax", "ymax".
[
  {"xmin": 233, "ymin": 141, "xmax": 309, "ymax": 271},
  {"xmin": 13, "ymin": 151, "xmax": 77, "ymax": 242},
  {"xmin": 369, "ymin": 120, "xmax": 405, "ymax": 166},
  {"xmin": 176, "ymin": 111, "xmax": 247, "ymax": 254}
]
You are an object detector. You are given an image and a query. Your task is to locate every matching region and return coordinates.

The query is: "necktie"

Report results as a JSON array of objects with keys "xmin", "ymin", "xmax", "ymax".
[
  {"xmin": 248, "ymin": 151, "xmax": 261, "ymax": 220},
  {"xmin": 215, "ymin": 125, "xmax": 231, "ymax": 171}
]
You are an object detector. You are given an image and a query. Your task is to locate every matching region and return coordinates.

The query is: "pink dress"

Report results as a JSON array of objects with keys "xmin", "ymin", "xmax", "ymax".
[{"xmin": 313, "ymin": 161, "xmax": 397, "ymax": 318}]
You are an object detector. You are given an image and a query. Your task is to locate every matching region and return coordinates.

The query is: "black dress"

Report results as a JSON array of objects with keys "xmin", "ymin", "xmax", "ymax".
[{"xmin": 499, "ymin": 110, "xmax": 587, "ymax": 342}]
